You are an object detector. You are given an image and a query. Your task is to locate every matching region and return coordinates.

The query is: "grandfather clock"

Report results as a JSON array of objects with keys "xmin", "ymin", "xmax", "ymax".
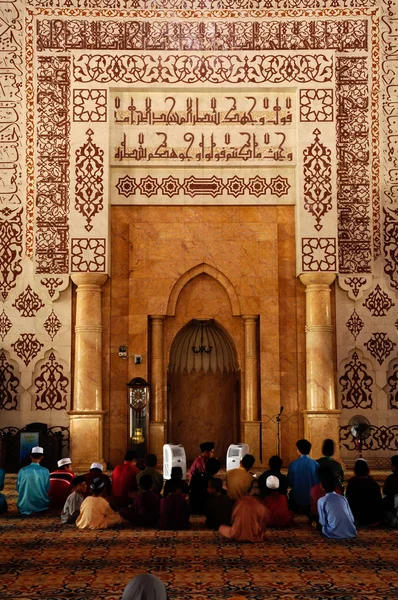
[{"xmin": 127, "ymin": 378, "xmax": 150, "ymax": 458}]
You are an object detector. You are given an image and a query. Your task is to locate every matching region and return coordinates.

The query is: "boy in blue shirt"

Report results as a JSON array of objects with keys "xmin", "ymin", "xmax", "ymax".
[
  {"xmin": 288, "ymin": 439, "xmax": 319, "ymax": 514},
  {"xmin": 17, "ymin": 446, "xmax": 50, "ymax": 515},
  {"xmin": 317, "ymin": 471, "xmax": 357, "ymax": 539}
]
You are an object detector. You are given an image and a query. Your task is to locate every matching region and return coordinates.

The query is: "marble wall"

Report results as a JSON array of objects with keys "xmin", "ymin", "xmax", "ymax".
[{"xmin": 1, "ymin": 0, "xmax": 397, "ymax": 468}]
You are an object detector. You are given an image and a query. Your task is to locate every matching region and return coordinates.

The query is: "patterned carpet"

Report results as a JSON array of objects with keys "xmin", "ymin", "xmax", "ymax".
[{"xmin": 1, "ymin": 475, "xmax": 398, "ymax": 600}]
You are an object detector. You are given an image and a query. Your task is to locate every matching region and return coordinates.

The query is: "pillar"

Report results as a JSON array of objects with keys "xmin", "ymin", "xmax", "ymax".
[
  {"xmin": 149, "ymin": 315, "xmax": 166, "ymax": 463},
  {"xmin": 299, "ymin": 274, "xmax": 341, "ymax": 459},
  {"xmin": 69, "ymin": 273, "xmax": 108, "ymax": 470},
  {"xmin": 242, "ymin": 315, "xmax": 261, "ymax": 464}
]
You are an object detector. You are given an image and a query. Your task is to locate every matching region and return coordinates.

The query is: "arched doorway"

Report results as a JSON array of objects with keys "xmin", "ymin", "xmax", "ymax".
[{"xmin": 167, "ymin": 319, "xmax": 240, "ymax": 463}]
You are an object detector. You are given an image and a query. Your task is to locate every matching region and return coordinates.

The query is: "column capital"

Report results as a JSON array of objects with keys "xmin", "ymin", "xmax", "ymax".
[
  {"xmin": 242, "ymin": 314, "xmax": 258, "ymax": 321},
  {"xmin": 299, "ymin": 273, "xmax": 336, "ymax": 288},
  {"xmin": 71, "ymin": 273, "xmax": 108, "ymax": 288},
  {"xmin": 149, "ymin": 315, "xmax": 166, "ymax": 321}
]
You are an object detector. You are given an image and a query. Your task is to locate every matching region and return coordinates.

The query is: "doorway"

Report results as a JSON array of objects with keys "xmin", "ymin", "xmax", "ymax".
[{"xmin": 167, "ymin": 319, "xmax": 240, "ymax": 463}]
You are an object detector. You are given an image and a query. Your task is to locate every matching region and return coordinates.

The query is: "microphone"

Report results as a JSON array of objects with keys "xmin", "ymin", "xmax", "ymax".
[{"xmin": 279, "ymin": 406, "xmax": 284, "ymax": 415}]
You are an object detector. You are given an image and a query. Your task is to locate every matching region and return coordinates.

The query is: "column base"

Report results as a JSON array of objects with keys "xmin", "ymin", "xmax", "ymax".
[
  {"xmin": 149, "ymin": 422, "xmax": 166, "ymax": 466},
  {"xmin": 69, "ymin": 410, "xmax": 107, "ymax": 471},
  {"xmin": 303, "ymin": 410, "xmax": 341, "ymax": 461},
  {"xmin": 243, "ymin": 421, "xmax": 261, "ymax": 466}
]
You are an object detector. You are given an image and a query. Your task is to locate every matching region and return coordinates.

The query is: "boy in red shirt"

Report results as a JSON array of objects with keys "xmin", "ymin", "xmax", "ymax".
[
  {"xmin": 264, "ymin": 475, "xmax": 294, "ymax": 528},
  {"xmin": 111, "ymin": 450, "xmax": 140, "ymax": 508}
]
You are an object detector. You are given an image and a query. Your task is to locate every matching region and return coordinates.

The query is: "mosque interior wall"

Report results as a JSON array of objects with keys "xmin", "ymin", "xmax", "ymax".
[{"xmin": 0, "ymin": 0, "xmax": 398, "ymax": 470}]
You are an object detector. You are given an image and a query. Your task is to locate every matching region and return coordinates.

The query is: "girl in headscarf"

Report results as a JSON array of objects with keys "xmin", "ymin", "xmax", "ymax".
[{"xmin": 121, "ymin": 574, "xmax": 168, "ymax": 600}]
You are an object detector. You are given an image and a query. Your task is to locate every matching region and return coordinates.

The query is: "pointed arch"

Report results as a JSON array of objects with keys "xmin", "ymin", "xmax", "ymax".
[{"xmin": 166, "ymin": 263, "xmax": 241, "ymax": 316}]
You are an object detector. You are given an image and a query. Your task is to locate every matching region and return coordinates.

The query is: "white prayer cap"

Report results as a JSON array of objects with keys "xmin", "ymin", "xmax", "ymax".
[
  {"xmin": 266, "ymin": 475, "xmax": 279, "ymax": 489},
  {"xmin": 31, "ymin": 446, "xmax": 44, "ymax": 454},
  {"xmin": 58, "ymin": 457, "xmax": 72, "ymax": 468},
  {"xmin": 90, "ymin": 462, "xmax": 103, "ymax": 471}
]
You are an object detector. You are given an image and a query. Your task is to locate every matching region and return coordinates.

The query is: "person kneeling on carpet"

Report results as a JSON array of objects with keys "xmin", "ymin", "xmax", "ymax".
[
  {"xmin": 159, "ymin": 478, "xmax": 190, "ymax": 530},
  {"xmin": 317, "ymin": 470, "xmax": 356, "ymax": 540},
  {"xmin": 122, "ymin": 573, "xmax": 168, "ymax": 600},
  {"xmin": 263, "ymin": 475, "xmax": 294, "ymax": 528},
  {"xmin": 76, "ymin": 477, "xmax": 123, "ymax": 530},
  {"xmin": 120, "ymin": 474, "xmax": 160, "ymax": 527},
  {"xmin": 219, "ymin": 495, "xmax": 269, "ymax": 542},
  {"xmin": 61, "ymin": 475, "xmax": 86, "ymax": 525},
  {"xmin": 205, "ymin": 477, "xmax": 233, "ymax": 529}
]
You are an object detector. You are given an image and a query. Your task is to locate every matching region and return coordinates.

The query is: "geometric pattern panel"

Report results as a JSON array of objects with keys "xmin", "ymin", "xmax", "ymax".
[
  {"xmin": 33, "ymin": 352, "xmax": 69, "ymax": 410},
  {"xmin": 73, "ymin": 89, "xmax": 107, "ymax": 122},
  {"xmin": 301, "ymin": 237, "xmax": 336, "ymax": 271},
  {"xmin": 299, "ymin": 89, "xmax": 334, "ymax": 122},
  {"xmin": 75, "ymin": 129, "xmax": 104, "ymax": 231},
  {"xmin": 339, "ymin": 351, "xmax": 373, "ymax": 409},
  {"xmin": 71, "ymin": 238, "xmax": 106, "ymax": 272},
  {"xmin": 116, "ymin": 174, "xmax": 291, "ymax": 199}
]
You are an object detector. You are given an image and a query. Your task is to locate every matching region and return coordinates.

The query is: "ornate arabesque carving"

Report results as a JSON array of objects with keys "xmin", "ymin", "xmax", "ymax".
[
  {"xmin": 346, "ymin": 309, "xmax": 364, "ymax": 341},
  {"xmin": 0, "ymin": 311, "xmax": 12, "ymax": 342},
  {"xmin": 44, "ymin": 310, "xmax": 62, "ymax": 341},
  {"xmin": 33, "ymin": 352, "xmax": 69, "ymax": 410},
  {"xmin": 340, "ymin": 425, "xmax": 398, "ymax": 452},
  {"xmin": 339, "ymin": 351, "xmax": 373, "ymax": 409},
  {"xmin": 364, "ymin": 333, "xmax": 396, "ymax": 366},
  {"xmin": 75, "ymin": 129, "xmax": 104, "ymax": 231},
  {"xmin": 362, "ymin": 284, "xmax": 395, "ymax": 317},
  {"xmin": 0, "ymin": 352, "xmax": 19, "ymax": 410},
  {"xmin": 388, "ymin": 361, "xmax": 398, "ymax": 410},
  {"xmin": 12, "ymin": 285, "xmax": 45, "ymax": 317},
  {"xmin": 303, "ymin": 128, "xmax": 332, "ymax": 231},
  {"xmin": 0, "ymin": 208, "xmax": 23, "ymax": 300},
  {"xmin": 11, "ymin": 333, "xmax": 44, "ymax": 366}
]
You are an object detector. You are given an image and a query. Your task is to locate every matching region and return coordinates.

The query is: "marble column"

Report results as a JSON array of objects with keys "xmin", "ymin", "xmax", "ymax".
[
  {"xmin": 69, "ymin": 273, "xmax": 108, "ymax": 470},
  {"xmin": 299, "ymin": 274, "xmax": 341, "ymax": 459},
  {"xmin": 149, "ymin": 315, "xmax": 166, "ymax": 463},
  {"xmin": 242, "ymin": 315, "xmax": 261, "ymax": 464}
]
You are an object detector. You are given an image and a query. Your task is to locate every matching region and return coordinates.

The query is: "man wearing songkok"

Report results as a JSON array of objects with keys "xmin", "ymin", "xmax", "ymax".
[
  {"xmin": 16, "ymin": 446, "xmax": 50, "ymax": 515},
  {"xmin": 317, "ymin": 470, "xmax": 356, "ymax": 539},
  {"xmin": 189, "ymin": 442, "xmax": 215, "ymax": 479},
  {"xmin": 383, "ymin": 455, "xmax": 398, "ymax": 511},
  {"xmin": 120, "ymin": 474, "xmax": 160, "ymax": 526},
  {"xmin": 264, "ymin": 475, "xmax": 294, "ymax": 528},
  {"xmin": 111, "ymin": 450, "xmax": 140, "ymax": 508},
  {"xmin": 317, "ymin": 439, "xmax": 344, "ymax": 489},
  {"xmin": 346, "ymin": 459, "xmax": 383, "ymax": 526},
  {"xmin": 84, "ymin": 462, "xmax": 112, "ymax": 498},
  {"xmin": 226, "ymin": 454, "xmax": 255, "ymax": 501},
  {"xmin": 287, "ymin": 439, "xmax": 319, "ymax": 514},
  {"xmin": 258, "ymin": 455, "xmax": 288, "ymax": 498},
  {"xmin": 159, "ymin": 479, "xmax": 190, "ymax": 530},
  {"xmin": 49, "ymin": 457, "xmax": 74, "ymax": 509},
  {"xmin": 205, "ymin": 477, "xmax": 234, "ymax": 529},
  {"xmin": 76, "ymin": 477, "xmax": 122, "ymax": 529},
  {"xmin": 189, "ymin": 457, "xmax": 221, "ymax": 514},
  {"xmin": 0, "ymin": 467, "xmax": 7, "ymax": 513},
  {"xmin": 219, "ymin": 495, "xmax": 269, "ymax": 542},
  {"xmin": 136, "ymin": 454, "xmax": 163, "ymax": 496},
  {"xmin": 61, "ymin": 475, "xmax": 87, "ymax": 524}
]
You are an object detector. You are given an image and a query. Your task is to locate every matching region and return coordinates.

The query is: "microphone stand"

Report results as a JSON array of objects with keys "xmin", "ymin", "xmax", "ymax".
[{"xmin": 276, "ymin": 406, "xmax": 284, "ymax": 457}]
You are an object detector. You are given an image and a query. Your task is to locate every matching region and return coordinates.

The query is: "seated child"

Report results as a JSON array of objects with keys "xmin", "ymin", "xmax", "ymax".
[
  {"xmin": 159, "ymin": 479, "xmax": 190, "ymax": 530},
  {"xmin": 219, "ymin": 495, "xmax": 269, "ymax": 542},
  {"xmin": 258, "ymin": 455, "xmax": 288, "ymax": 498},
  {"xmin": 163, "ymin": 466, "xmax": 189, "ymax": 499},
  {"xmin": 346, "ymin": 459, "xmax": 383, "ymax": 526},
  {"xmin": 310, "ymin": 466, "xmax": 342, "ymax": 522},
  {"xmin": 189, "ymin": 458, "xmax": 221, "ymax": 514},
  {"xmin": 384, "ymin": 493, "xmax": 398, "ymax": 528},
  {"xmin": 205, "ymin": 477, "xmax": 234, "ymax": 529},
  {"xmin": 76, "ymin": 477, "xmax": 123, "ymax": 530},
  {"xmin": 263, "ymin": 475, "xmax": 294, "ymax": 527},
  {"xmin": 61, "ymin": 475, "xmax": 87, "ymax": 524},
  {"xmin": 383, "ymin": 455, "xmax": 398, "ymax": 511},
  {"xmin": 120, "ymin": 474, "xmax": 160, "ymax": 527},
  {"xmin": 0, "ymin": 467, "xmax": 7, "ymax": 514},
  {"xmin": 317, "ymin": 471, "xmax": 357, "ymax": 539}
]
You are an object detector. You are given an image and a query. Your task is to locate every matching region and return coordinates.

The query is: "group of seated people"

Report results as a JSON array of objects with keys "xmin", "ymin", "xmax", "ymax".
[{"xmin": 4, "ymin": 439, "xmax": 398, "ymax": 541}]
